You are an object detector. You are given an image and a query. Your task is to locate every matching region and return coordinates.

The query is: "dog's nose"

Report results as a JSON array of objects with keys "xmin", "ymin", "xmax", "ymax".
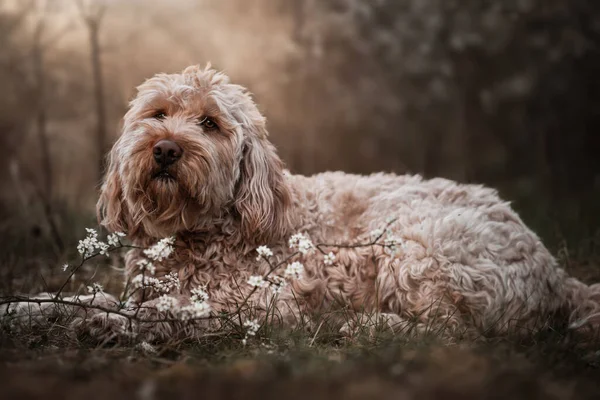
[{"xmin": 153, "ymin": 139, "xmax": 182, "ymax": 167}]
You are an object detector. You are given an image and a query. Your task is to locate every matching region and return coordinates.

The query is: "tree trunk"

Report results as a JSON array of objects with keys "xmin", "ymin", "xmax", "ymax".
[
  {"xmin": 33, "ymin": 21, "xmax": 64, "ymax": 254},
  {"xmin": 88, "ymin": 19, "xmax": 107, "ymax": 185},
  {"xmin": 33, "ymin": 24, "xmax": 52, "ymax": 199}
]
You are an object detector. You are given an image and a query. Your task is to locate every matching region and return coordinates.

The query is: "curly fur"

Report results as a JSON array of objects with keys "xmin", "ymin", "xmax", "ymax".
[{"xmin": 93, "ymin": 64, "xmax": 600, "ymax": 342}]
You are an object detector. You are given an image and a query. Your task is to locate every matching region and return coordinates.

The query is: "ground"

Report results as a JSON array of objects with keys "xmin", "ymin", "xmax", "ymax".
[
  {"xmin": 1, "ymin": 203, "xmax": 600, "ymax": 400},
  {"xmin": 2, "ymin": 333, "xmax": 600, "ymax": 400}
]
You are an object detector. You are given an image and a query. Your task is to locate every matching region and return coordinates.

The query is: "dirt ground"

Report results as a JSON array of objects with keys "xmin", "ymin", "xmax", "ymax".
[{"xmin": 2, "ymin": 327, "xmax": 600, "ymax": 400}]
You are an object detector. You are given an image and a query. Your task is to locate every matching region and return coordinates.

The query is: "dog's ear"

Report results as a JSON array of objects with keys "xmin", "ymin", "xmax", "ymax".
[
  {"xmin": 235, "ymin": 119, "xmax": 292, "ymax": 244},
  {"xmin": 96, "ymin": 141, "xmax": 130, "ymax": 234}
]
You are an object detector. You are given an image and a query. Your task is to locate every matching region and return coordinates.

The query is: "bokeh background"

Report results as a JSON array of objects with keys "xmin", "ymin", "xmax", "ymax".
[{"xmin": 1, "ymin": 0, "xmax": 599, "ymax": 293}]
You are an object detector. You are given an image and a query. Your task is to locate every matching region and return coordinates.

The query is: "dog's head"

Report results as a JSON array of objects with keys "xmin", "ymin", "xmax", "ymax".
[{"xmin": 97, "ymin": 65, "xmax": 291, "ymax": 243}]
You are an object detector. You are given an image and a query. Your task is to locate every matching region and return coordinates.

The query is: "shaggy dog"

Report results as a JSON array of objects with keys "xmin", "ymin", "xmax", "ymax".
[{"xmin": 91, "ymin": 64, "xmax": 600, "ymax": 341}]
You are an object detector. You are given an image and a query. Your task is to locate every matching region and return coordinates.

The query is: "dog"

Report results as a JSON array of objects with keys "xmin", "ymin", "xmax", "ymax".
[{"xmin": 92, "ymin": 64, "xmax": 600, "ymax": 342}]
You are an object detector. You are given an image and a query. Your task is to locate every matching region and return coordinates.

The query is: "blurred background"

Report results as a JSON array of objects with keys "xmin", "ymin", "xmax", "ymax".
[{"xmin": 0, "ymin": 0, "xmax": 599, "ymax": 293}]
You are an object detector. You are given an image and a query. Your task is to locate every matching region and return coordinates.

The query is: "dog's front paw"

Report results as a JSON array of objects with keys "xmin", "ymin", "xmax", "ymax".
[{"xmin": 82, "ymin": 312, "xmax": 137, "ymax": 342}]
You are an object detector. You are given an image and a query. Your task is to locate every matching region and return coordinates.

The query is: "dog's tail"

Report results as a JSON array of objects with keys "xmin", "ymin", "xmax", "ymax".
[{"xmin": 560, "ymin": 275, "xmax": 600, "ymax": 337}]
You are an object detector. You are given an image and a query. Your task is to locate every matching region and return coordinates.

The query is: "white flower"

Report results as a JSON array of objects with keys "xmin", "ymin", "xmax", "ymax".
[
  {"xmin": 255, "ymin": 245, "xmax": 273, "ymax": 261},
  {"xmin": 288, "ymin": 233, "xmax": 303, "ymax": 246},
  {"xmin": 130, "ymin": 272, "xmax": 179, "ymax": 294},
  {"xmin": 137, "ymin": 341, "xmax": 157, "ymax": 354},
  {"xmin": 87, "ymin": 282, "xmax": 104, "ymax": 294},
  {"xmin": 160, "ymin": 272, "xmax": 181, "ymax": 293},
  {"xmin": 244, "ymin": 319, "xmax": 260, "ymax": 336},
  {"xmin": 107, "ymin": 231, "xmax": 126, "ymax": 247},
  {"xmin": 77, "ymin": 228, "xmax": 110, "ymax": 257},
  {"xmin": 323, "ymin": 252, "xmax": 336, "ymax": 266},
  {"xmin": 384, "ymin": 236, "xmax": 402, "ymax": 247},
  {"xmin": 270, "ymin": 276, "xmax": 287, "ymax": 294},
  {"xmin": 190, "ymin": 286, "xmax": 209, "ymax": 303},
  {"xmin": 383, "ymin": 234, "xmax": 404, "ymax": 257},
  {"xmin": 247, "ymin": 275, "xmax": 268, "ymax": 288},
  {"xmin": 369, "ymin": 228, "xmax": 384, "ymax": 240},
  {"xmin": 62, "ymin": 263, "xmax": 69, "ymax": 272},
  {"xmin": 156, "ymin": 295, "xmax": 179, "ymax": 312},
  {"xmin": 107, "ymin": 233, "xmax": 119, "ymax": 247},
  {"xmin": 143, "ymin": 237, "xmax": 175, "ymax": 261},
  {"xmin": 288, "ymin": 233, "xmax": 314, "ymax": 255},
  {"xmin": 131, "ymin": 274, "xmax": 160, "ymax": 289},
  {"xmin": 136, "ymin": 259, "xmax": 156, "ymax": 275},
  {"xmin": 177, "ymin": 285, "xmax": 211, "ymax": 321},
  {"xmin": 179, "ymin": 301, "xmax": 211, "ymax": 321},
  {"xmin": 284, "ymin": 261, "xmax": 304, "ymax": 280},
  {"xmin": 99, "ymin": 243, "xmax": 110, "ymax": 256}
]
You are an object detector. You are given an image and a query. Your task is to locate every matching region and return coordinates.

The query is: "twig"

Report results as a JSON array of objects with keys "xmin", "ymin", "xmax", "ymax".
[
  {"xmin": 316, "ymin": 218, "xmax": 398, "ymax": 251},
  {"xmin": 54, "ymin": 244, "xmax": 141, "ymax": 300},
  {"xmin": 3, "ymin": 219, "xmax": 404, "ymax": 343}
]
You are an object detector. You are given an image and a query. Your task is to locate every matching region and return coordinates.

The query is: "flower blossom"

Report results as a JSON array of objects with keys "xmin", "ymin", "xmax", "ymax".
[
  {"xmin": 178, "ymin": 285, "xmax": 211, "ymax": 320},
  {"xmin": 284, "ymin": 261, "xmax": 304, "ymax": 280},
  {"xmin": 369, "ymin": 228, "xmax": 384, "ymax": 240},
  {"xmin": 161, "ymin": 272, "xmax": 181, "ymax": 292},
  {"xmin": 247, "ymin": 275, "xmax": 268, "ymax": 288},
  {"xmin": 384, "ymin": 233, "xmax": 404, "ymax": 257},
  {"xmin": 143, "ymin": 237, "xmax": 175, "ymax": 261},
  {"xmin": 323, "ymin": 252, "xmax": 336, "ymax": 266},
  {"xmin": 242, "ymin": 319, "xmax": 261, "ymax": 346},
  {"xmin": 256, "ymin": 245, "xmax": 273, "ymax": 261},
  {"xmin": 77, "ymin": 228, "xmax": 109, "ymax": 257},
  {"xmin": 156, "ymin": 295, "xmax": 179, "ymax": 312},
  {"xmin": 244, "ymin": 319, "xmax": 260, "ymax": 336},
  {"xmin": 136, "ymin": 259, "xmax": 156, "ymax": 275},
  {"xmin": 137, "ymin": 341, "xmax": 157, "ymax": 354},
  {"xmin": 288, "ymin": 233, "xmax": 314, "ymax": 255},
  {"xmin": 179, "ymin": 301, "xmax": 211, "ymax": 321},
  {"xmin": 131, "ymin": 274, "xmax": 160, "ymax": 289},
  {"xmin": 270, "ymin": 276, "xmax": 287, "ymax": 294},
  {"xmin": 131, "ymin": 271, "xmax": 180, "ymax": 293},
  {"xmin": 190, "ymin": 286, "xmax": 209, "ymax": 303},
  {"xmin": 107, "ymin": 231, "xmax": 126, "ymax": 247}
]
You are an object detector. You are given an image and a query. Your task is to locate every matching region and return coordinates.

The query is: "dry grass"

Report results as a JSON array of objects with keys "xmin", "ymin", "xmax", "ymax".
[{"xmin": 2, "ymin": 329, "xmax": 600, "ymax": 400}]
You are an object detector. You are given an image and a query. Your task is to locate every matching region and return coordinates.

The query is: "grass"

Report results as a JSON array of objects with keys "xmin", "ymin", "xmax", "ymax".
[
  {"xmin": 2, "ymin": 329, "xmax": 600, "ymax": 399},
  {"xmin": 1, "ymin": 196, "xmax": 600, "ymax": 400}
]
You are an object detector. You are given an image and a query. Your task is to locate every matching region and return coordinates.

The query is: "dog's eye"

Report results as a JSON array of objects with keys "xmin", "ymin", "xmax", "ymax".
[
  {"xmin": 199, "ymin": 117, "xmax": 217, "ymax": 130},
  {"xmin": 153, "ymin": 111, "xmax": 166, "ymax": 120}
]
